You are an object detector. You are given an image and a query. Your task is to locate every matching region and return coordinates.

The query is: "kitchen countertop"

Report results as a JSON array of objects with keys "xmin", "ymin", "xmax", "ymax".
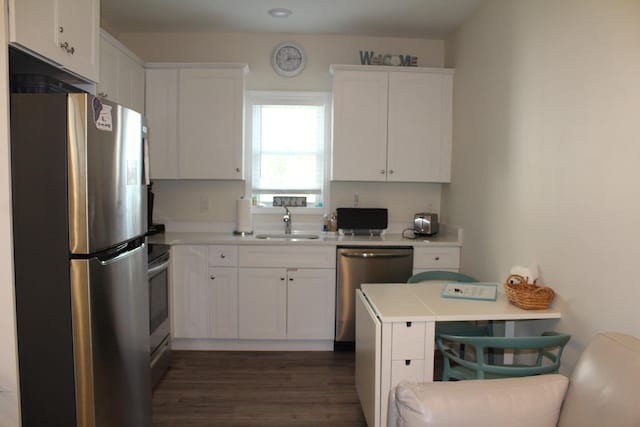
[{"xmin": 147, "ymin": 226, "xmax": 462, "ymax": 247}]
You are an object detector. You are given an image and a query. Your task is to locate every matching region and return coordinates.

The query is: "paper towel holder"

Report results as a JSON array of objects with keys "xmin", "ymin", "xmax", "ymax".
[{"xmin": 234, "ymin": 196, "xmax": 254, "ymax": 236}]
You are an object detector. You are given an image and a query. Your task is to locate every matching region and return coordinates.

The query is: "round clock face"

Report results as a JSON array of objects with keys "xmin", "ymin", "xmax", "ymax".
[{"xmin": 272, "ymin": 42, "xmax": 306, "ymax": 77}]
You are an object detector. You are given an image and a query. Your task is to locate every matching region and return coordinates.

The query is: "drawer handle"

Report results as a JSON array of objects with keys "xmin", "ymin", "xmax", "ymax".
[
  {"xmin": 405, "ymin": 360, "xmax": 411, "ymax": 366},
  {"xmin": 406, "ymin": 322, "xmax": 412, "ymax": 327}
]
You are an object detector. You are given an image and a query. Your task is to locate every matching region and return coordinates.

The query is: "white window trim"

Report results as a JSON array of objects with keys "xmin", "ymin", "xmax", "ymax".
[{"xmin": 244, "ymin": 90, "xmax": 331, "ymax": 215}]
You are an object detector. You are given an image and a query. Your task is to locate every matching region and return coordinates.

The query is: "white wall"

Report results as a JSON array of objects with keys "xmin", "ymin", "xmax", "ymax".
[
  {"xmin": 0, "ymin": 0, "xmax": 20, "ymax": 423},
  {"xmin": 119, "ymin": 32, "xmax": 446, "ymax": 229},
  {"xmin": 444, "ymin": 0, "xmax": 640, "ymax": 372}
]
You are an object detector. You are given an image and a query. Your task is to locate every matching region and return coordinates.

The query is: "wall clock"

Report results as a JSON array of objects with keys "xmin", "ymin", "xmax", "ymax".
[{"xmin": 272, "ymin": 42, "xmax": 306, "ymax": 77}]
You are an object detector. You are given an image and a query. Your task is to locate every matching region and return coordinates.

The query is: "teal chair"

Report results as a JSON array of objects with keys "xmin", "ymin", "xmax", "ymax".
[
  {"xmin": 437, "ymin": 331, "xmax": 571, "ymax": 381},
  {"xmin": 407, "ymin": 271, "xmax": 494, "ymax": 362}
]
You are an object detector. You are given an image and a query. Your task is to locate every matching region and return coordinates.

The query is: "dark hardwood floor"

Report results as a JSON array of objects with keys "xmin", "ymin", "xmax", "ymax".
[{"xmin": 152, "ymin": 350, "xmax": 367, "ymax": 427}]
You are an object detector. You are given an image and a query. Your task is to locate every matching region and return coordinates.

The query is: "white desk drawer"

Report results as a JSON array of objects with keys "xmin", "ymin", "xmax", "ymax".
[
  {"xmin": 413, "ymin": 247, "xmax": 460, "ymax": 269},
  {"xmin": 392, "ymin": 322, "xmax": 425, "ymax": 360},
  {"xmin": 208, "ymin": 245, "xmax": 238, "ymax": 267},
  {"xmin": 391, "ymin": 359, "xmax": 425, "ymax": 386}
]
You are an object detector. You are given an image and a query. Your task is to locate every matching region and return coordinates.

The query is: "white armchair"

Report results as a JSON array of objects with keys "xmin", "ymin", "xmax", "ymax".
[{"xmin": 388, "ymin": 332, "xmax": 640, "ymax": 427}]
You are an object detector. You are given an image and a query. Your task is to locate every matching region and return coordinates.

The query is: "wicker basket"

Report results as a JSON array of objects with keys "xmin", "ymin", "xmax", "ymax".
[{"xmin": 504, "ymin": 274, "xmax": 555, "ymax": 310}]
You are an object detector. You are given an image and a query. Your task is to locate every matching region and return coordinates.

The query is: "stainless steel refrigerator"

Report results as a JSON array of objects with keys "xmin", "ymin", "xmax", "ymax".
[{"xmin": 10, "ymin": 93, "xmax": 151, "ymax": 427}]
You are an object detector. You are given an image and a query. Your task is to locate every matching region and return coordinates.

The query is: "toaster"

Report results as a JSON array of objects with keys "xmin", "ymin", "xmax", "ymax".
[{"xmin": 413, "ymin": 213, "xmax": 439, "ymax": 236}]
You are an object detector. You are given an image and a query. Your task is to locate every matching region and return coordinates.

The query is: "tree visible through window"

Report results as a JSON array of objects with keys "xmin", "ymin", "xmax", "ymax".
[{"xmin": 248, "ymin": 92, "xmax": 329, "ymax": 208}]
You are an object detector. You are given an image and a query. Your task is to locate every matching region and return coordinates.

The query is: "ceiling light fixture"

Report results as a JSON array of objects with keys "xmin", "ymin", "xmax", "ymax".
[{"xmin": 268, "ymin": 8, "xmax": 292, "ymax": 18}]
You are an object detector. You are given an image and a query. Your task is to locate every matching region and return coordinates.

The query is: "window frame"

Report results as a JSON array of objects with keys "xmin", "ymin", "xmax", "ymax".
[{"xmin": 244, "ymin": 90, "xmax": 331, "ymax": 215}]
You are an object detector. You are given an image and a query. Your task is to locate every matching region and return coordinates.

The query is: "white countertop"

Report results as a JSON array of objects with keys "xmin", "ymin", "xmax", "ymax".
[
  {"xmin": 148, "ymin": 227, "xmax": 462, "ymax": 248},
  {"xmin": 361, "ymin": 282, "xmax": 562, "ymax": 323}
]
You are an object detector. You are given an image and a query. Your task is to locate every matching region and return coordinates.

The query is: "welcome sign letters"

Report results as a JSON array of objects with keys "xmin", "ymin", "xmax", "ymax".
[{"xmin": 359, "ymin": 50, "xmax": 418, "ymax": 67}]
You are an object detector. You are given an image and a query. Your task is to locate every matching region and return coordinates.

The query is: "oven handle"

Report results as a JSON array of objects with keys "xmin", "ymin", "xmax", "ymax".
[{"xmin": 148, "ymin": 259, "xmax": 170, "ymax": 276}]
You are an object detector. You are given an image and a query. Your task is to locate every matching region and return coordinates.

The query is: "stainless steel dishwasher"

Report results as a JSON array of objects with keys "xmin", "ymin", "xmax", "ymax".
[{"xmin": 335, "ymin": 246, "xmax": 413, "ymax": 349}]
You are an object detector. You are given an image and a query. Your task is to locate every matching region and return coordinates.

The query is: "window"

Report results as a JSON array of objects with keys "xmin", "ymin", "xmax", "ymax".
[{"xmin": 247, "ymin": 91, "xmax": 330, "ymax": 210}]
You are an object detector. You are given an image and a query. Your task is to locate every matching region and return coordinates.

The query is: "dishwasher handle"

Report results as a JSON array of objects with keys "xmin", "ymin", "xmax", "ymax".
[{"xmin": 340, "ymin": 251, "xmax": 411, "ymax": 259}]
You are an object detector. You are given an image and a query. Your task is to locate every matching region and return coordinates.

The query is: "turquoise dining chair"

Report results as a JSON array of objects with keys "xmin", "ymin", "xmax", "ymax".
[
  {"xmin": 407, "ymin": 271, "xmax": 494, "ymax": 362},
  {"xmin": 436, "ymin": 331, "xmax": 571, "ymax": 381}
]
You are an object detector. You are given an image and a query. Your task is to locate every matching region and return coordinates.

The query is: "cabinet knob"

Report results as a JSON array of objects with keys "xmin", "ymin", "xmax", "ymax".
[
  {"xmin": 59, "ymin": 26, "xmax": 64, "ymax": 33},
  {"xmin": 280, "ymin": 277, "xmax": 285, "ymax": 281},
  {"xmin": 98, "ymin": 92, "xmax": 108, "ymax": 98},
  {"xmin": 380, "ymin": 169, "xmax": 385, "ymax": 174},
  {"xmin": 389, "ymin": 169, "xmax": 394, "ymax": 174},
  {"xmin": 289, "ymin": 277, "xmax": 294, "ymax": 282},
  {"xmin": 435, "ymin": 256, "xmax": 440, "ymax": 261},
  {"xmin": 220, "ymin": 254, "xmax": 226, "ymax": 259},
  {"xmin": 235, "ymin": 167, "xmax": 240, "ymax": 172},
  {"xmin": 405, "ymin": 360, "xmax": 411, "ymax": 366},
  {"xmin": 210, "ymin": 275, "xmax": 216, "ymax": 280}
]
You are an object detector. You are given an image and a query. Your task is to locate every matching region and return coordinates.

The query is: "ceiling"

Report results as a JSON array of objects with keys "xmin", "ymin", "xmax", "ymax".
[{"xmin": 101, "ymin": 0, "xmax": 483, "ymax": 39}]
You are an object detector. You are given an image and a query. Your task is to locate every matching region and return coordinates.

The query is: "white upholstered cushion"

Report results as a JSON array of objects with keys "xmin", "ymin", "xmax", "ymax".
[{"xmin": 389, "ymin": 374, "xmax": 569, "ymax": 427}]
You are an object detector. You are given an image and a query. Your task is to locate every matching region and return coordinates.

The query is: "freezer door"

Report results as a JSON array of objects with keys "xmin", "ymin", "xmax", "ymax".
[
  {"xmin": 70, "ymin": 243, "xmax": 151, "ymax": 427},
  {"xmin": 68, "ymin": 94, "xmax": 146, "ymax": 254}
]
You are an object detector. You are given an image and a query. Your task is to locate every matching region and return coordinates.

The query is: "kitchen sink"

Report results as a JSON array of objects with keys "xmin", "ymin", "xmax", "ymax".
[{"xmin": 255, "ymin": 233, "xmax": 320, "ymax": 240}]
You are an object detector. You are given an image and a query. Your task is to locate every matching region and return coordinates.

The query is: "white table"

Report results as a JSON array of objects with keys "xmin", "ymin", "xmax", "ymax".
[{"xmin": 355, "ymin": 282, "xmax": 562, "ymax": 427}]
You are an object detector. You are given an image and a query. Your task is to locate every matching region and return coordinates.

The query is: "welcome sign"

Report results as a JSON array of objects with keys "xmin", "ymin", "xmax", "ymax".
[{"xmin": 359, "ymin": 50, "xmax": 418, "ymax": 67}]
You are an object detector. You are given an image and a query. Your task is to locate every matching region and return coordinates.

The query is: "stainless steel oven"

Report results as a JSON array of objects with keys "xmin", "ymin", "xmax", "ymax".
[{"xmin": 148, "ymin": 243, "xmax": 171, "ymax": 389}]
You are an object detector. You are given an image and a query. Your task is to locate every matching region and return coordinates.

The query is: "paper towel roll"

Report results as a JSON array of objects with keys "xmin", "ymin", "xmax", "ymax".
[{"xmin": 235, "ymin": 198, "xmax": 253, "ymax": 233}]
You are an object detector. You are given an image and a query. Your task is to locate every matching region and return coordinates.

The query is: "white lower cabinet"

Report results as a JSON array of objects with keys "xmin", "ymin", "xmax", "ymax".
[
  {"xmin": 172, "ymin": 244, "xmax": 336, "ymax": 348},
  {"xmin": 287, "ymin": 268, "xmax": 336, "ymax": 340},
  {"xmin": 238, "ymin": 245, "xmax": 336, "ymax": 341},
  {"xmin": 171, "ymin": 245, "xmax": 238, "ymax": 339},
  {"xmin": 413, "ymin": 246, "xmax": 461, "ymax": 274},
  {"xmin": 238, "ymin": 268, "xmax": 287, "ymax": 339}
]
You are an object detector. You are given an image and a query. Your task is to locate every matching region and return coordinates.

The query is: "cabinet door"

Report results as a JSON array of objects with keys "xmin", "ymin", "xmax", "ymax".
[
  {"xmin": 332, "ymin": 71, "xmax": 388, "ymax": 181},
  {"xmin": 178, "ymin": 68, "xmax": 244, "ymax": 179},
  {"xmin": 207, "ymin": 267, "xmax": 239, "ymax": 339},
  {"xmin": 287, "ymin": 268, "xmax": 336, "ymax": 340},
  {"xmin": 97, "ymin": 34, "xmax": 119, "ymax": 100},
  {"xmin": 146, "ymin": 68, "xmax": 179, "ymax": 179},
  {"xmin": 387, "ymin": 71, "xmax": 453, "ymax": 182},
  {"xmin": 238, "ymin": 268, "xmax": 287, "ymax": 339},
  {"xmin": 9, "ymin": 0, "xmax": 62, "ymax": 66},
  {"xmin": 97, "ymin": 32, "xmax": 145, "ymax": 113},
  {"xmin": 171, "ymin": 245, "xmax": 209, "ymax": 338},
  {"xmin": 56, "ymin": 0, "xmax": 99, "ymax": 81},
  {"xmin": 127, "ymin": 58, "xmax": 146, "ymax": 113}
]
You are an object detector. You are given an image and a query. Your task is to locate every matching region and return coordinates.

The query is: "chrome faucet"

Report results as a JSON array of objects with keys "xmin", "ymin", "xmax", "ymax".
[{"xmin": 283, "ymin": 206, "xmax": 292, "ymax": 234}]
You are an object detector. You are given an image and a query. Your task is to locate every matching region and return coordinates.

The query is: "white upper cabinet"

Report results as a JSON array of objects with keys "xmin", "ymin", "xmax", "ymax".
[
  {"xmin": 145, "ymin": 64, "xmax": 248, "ymax": 180},
  {"xmin": 331, "ymin": 65, "xmax": 453, "ymax": 183},
  {"xmin": 332, "ymin": 71, "xmax": 389, "ymax": 182},
  {"xmin": 387, "ymin": 71, "xmax": 453, "ymax": 182},
  {"xmin": 97, "ymin": 31, "xmax": 145, "ymax": 113},
  {"xmin": 9, "ymin": 0, "xmax": 99, "ymax": 82},
  {"xmin": 145, "ymin": 68, "xmax": 179, "ymax": 179}
]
